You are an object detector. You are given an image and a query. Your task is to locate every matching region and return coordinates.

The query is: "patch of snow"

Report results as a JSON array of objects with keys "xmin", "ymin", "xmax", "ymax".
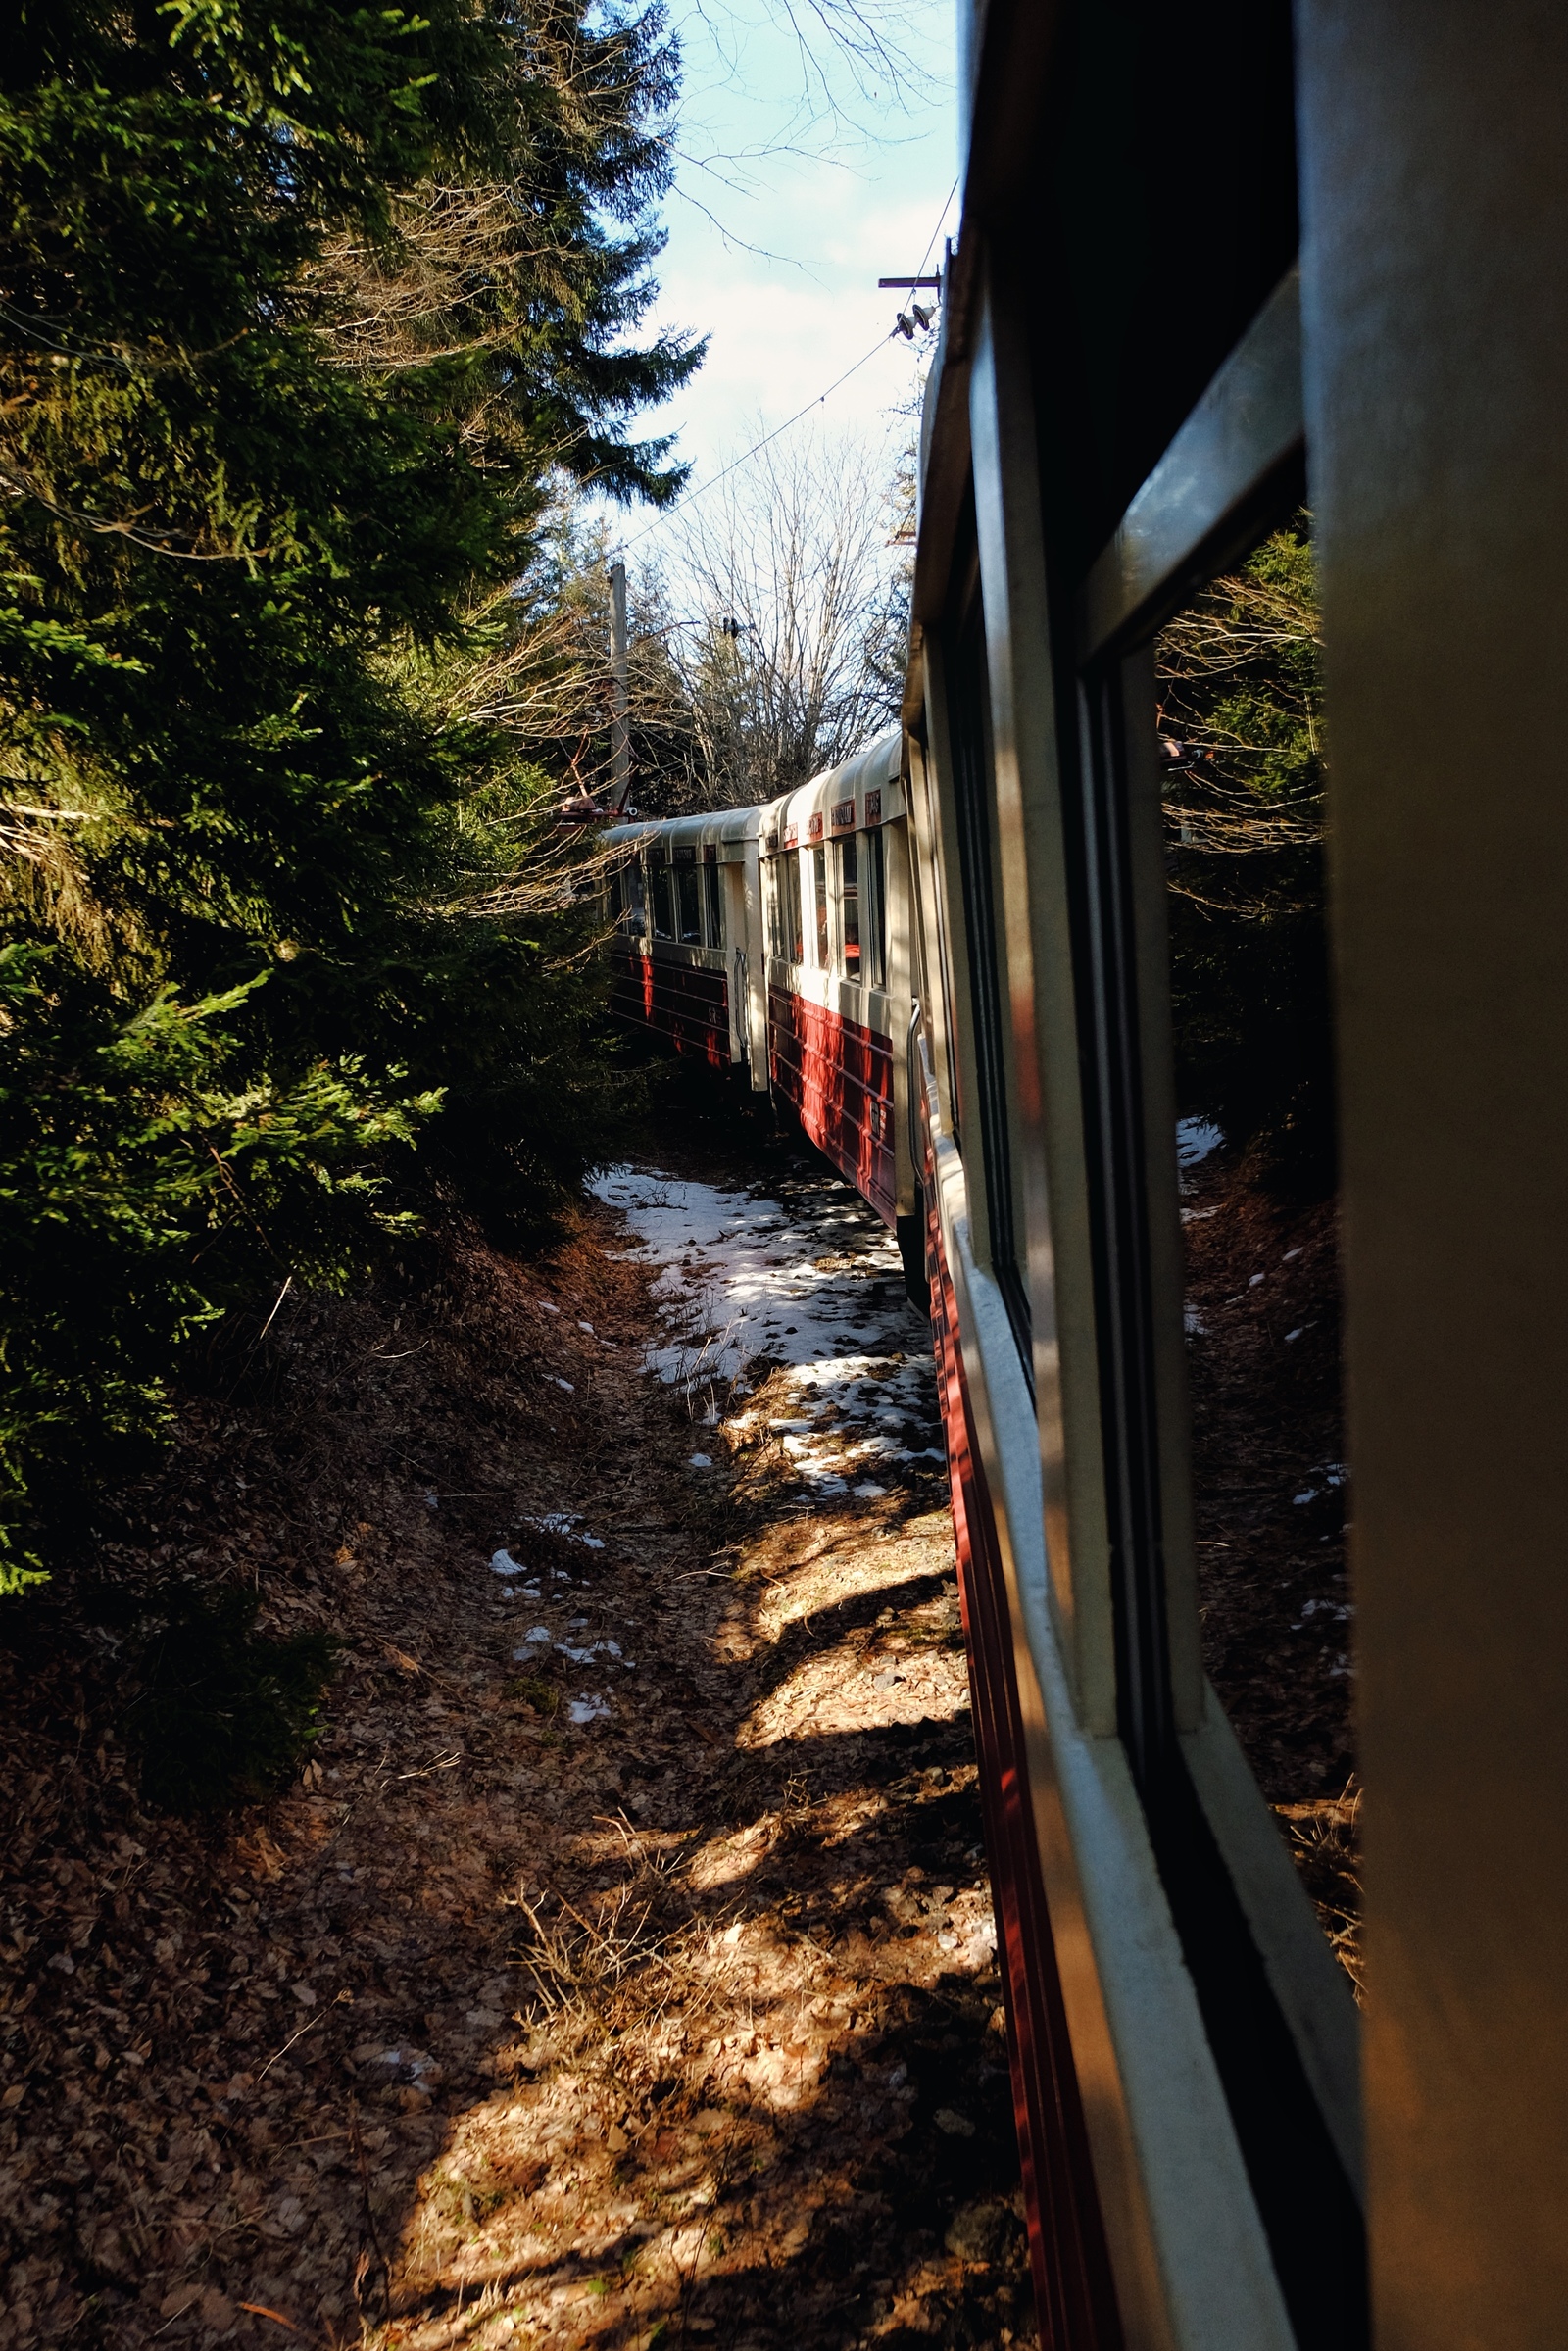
[
  {"xmin": 490, "ymin": 1548, "xmax": 527, "ymax": 1577},
  {"xmin": 1176, "ymin": 1117, "xmax": 1224, "ymax": 1168},
  {"xmin": 514, "ymin": 1628, "xmax": 552, "ymax": 1651},
  {"xmin": 539, "ymin": 1300, "xmax": 559, "ymax": 1314},
  {"xmin": 586, "ymin": 1162, "xmax": 946, "ymax": 1504},
  {"xmin": 852, "ymin": 1481, "xmax": 889, "ymax": 1498},
  {"xmin": 1285, "ymin": 1328, "xmax": 1304, "ymax": 1344},
  {"xmin": 567, "ymin": 1695, "xmax": 610, "ymax": 1726}
]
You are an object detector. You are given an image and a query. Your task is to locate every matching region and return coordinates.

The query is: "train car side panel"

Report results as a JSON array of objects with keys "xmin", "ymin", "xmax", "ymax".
[
  {"xmin": 767, "ymin": 984, "xmax": 896, "ymax": 1224},
  {"xmin": 923, "ymin": 1153, "xmax": 1124, "ymax": 2351},
  {"xmin": 610, "ymin": 940, "xmax": 730, "ymax": 1069}
]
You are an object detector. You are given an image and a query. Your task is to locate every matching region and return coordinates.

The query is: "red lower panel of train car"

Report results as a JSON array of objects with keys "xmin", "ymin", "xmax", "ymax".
[
  {"xmin": 924, "ymin": 1185, "xmax": 1123, "ymax": 2351},
  {"xmin": 768, "ymin": 984, "xmax": 895, "ymax": 1225},
  {"xmin": 610, "ymin": 945, "xmax": 729, "ymax": 1069}
]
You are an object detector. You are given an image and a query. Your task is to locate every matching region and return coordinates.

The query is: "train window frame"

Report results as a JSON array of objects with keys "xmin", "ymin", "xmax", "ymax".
[
  {"xmin": 618, "ymin": 858, "xmax": 647, "ymax": 938},
  {"xmin": 836, "ymin": 834, "xmax": 861, "ymax": 980},
  {"xmin": 952, "ymin": 249, "xmax": 1364, "ymax": 2341},
  {"xmin": 772, "ymin": 849, "xmax": 804, "ymax": 967},
  {"xmin": 938, "ymin": 522, "xmax": 1032, "ymax": 1373},
  {"xmin": 650, "ymin": 858, "xmax": 675, "ymax": 943},
  {"xmin": 674, "ymin": 861, "xmax": 703, "ymax": 947},
  {"xmin": 810, "ymin": 842, "xmax": 829, "ymax": 968},
  {"xmin": 703, "ymin": 857, "xmax": 723, "ymax": 947},
  {"xmin": 861, "ymin": 826, "xmax": 887, "ymax": 991}
]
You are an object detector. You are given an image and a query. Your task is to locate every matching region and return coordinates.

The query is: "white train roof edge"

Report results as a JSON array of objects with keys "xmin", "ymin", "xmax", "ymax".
[{"xmin": 598, "ymin": 724, "xmax": 904, "ymax": 859}]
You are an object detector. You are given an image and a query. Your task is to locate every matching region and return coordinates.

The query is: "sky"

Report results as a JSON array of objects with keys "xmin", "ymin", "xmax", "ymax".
[{"xmin": 612, "ymin": 0, "xmax": 958, "ymax": 563}]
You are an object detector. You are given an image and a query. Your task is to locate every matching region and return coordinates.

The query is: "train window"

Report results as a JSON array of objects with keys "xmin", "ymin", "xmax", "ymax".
[
  {"xmin": 837, "ymin": 836, "xmax": 861, "ymax": 977},
  {"xmin": 945, "ymin": 557, "xmax": 1029, "ymax": 1364},
  {"xmin": 675, "ymin": 863, "xmax": 703, "ymax": 946},
  {"xmin": 810, "ymin": 843, "xmax": 829, "ymax": 967},
  {"xmin": 703, "ymin": 858, "xmax": 723, "ymax": 947},
  {"xmin": 615, "ymin": 859, "xmax": 647, "ymax": 937},
  {"xmin": 1156, "ymin": 517, "xmax": 1357, "ymax": 1971},
  {"xmin": 774, "ymin": 851, "xmax": 804, "ymax": 964},
  {"xmin": 862, "ymin": 827, "xmax": 886, "ymax": 989},
  {"xmin": 650, "ymin": 859, "xmax": 674, "ymax": 941}
]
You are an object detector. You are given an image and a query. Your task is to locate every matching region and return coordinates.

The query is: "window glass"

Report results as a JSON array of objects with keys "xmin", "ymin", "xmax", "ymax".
[
  {"xmin": 779, "ymin": 852, "xmax": 804, "ymax": 963},
  {"xmin": 1157, "ymin": 514, "xmax": 1356, "ymax": 1982},
  {"xmin": 675, "ymin": 863, "xmax": 703, "ymax": 944},
  {"xmin": 838, "ymin": 836, "xmax": 860, "ymax": 976},
  {"xmin": 946, "ymin": 577, "xmax": 1029, "ymax": 1366},
  {"xmin": 704, "ymin": 859, "xmax": 723, "ymax": 946},
  {"xmin": 862, "ymin": 827, "xmax": 887, "ymax": 989},
  {"xmin": 812, "ymin": 843, "xmax": 829, "ymax": 966},
  {"xmin": 651, "ymin": 861, "xmax": 674, "ymax": 941}
]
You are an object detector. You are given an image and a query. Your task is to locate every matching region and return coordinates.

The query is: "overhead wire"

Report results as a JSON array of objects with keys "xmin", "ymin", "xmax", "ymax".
[{"xmin": 614, "ymin": 175, "xmax": 961, "ymax": 560}]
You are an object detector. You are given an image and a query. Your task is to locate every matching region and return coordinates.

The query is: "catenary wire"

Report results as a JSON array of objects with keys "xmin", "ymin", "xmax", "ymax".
[{"xmin": 613, "ymin": 177, "xmax": 961, "ymax": 561}]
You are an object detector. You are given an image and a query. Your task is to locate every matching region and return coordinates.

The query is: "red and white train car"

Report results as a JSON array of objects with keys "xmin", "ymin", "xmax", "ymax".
[{"xmin": 604, "ymin": 727, "xmax": 921, "ymax": 1253}]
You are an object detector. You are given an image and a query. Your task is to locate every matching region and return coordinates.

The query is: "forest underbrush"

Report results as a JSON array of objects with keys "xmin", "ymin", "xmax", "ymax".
[{"xmin": 0, "ymin": 1111, "xmax": 1030, "ymax": 2351}]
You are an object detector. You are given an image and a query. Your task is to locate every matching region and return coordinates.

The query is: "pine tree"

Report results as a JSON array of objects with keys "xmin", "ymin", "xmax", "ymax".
[{"xmin": 0, "ymin": 0, "xmax": 702, "ymax": 1586}]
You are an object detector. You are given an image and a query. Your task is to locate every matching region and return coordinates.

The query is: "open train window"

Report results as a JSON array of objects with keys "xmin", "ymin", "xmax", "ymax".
[
  {"xmin": 861, "ymin": 827, "xmax": 886, "ymax": 990},
  {"xmin": 703, "ymin": 858, "xmax": 723, "ymax": 947},
  {"xmin": 650, "ymin": 858, "xmax": 674, "ymax": 942},
  {"xmin": 837, "ymin": 836, "xmax": 861, "ymax": 978}
]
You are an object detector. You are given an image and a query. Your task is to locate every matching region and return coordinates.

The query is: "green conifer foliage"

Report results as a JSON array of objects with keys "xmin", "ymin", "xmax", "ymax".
[{"xmin": 0, "ymin": 0, "xmax": 701, "ymax": 1588}]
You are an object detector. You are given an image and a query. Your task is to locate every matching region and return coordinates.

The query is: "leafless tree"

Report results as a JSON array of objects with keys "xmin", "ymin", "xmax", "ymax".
[{"xmin": 653, "ymin": 425, "xmax": 906, "ymax": 808}]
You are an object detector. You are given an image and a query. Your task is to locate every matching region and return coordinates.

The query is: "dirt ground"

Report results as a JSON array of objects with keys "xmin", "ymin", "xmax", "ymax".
[
  {"xmin": 0, "ymin": 1138, "xmax": 1032, "ymax": 2350},
  {"xmin": 1179, "ymin": 1148, "xmax": 1360, "ymax": 1990}
]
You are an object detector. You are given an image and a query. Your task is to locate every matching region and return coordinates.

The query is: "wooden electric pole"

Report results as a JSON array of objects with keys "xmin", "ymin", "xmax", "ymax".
[{"xmin": 609, "ymin": 560, "xmax": 630, "ymax": 811}]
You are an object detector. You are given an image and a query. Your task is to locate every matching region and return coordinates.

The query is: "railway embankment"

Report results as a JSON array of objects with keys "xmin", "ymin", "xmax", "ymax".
[{"xmin": 0, "ymin": 1131, "xmax": 1032, "ymax": 2351}]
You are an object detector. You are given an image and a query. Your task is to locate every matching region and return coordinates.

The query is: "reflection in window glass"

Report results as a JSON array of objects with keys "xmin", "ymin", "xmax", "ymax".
[
  {"xmin": 1158, "ymin": 514, "xmax": 1356, "ymax": 1985},
  {"xmin": 704, "ymin": 859, "xmax": 723, "ymax": 945},
  {"xmin": 838, "ymin": 836, "xmax": 860, "ymax": 976},
  {"xmin": 675, "ymin": 863, "xmax": 702, "ymax": 944},
  {"xmin": 651, "ymin": 862, "xmax": 674, "ymax": 940},
  {"xmin": 862, "ymin": 828, "xmax": 886, "ymax": 988},
  {"xmin": 811, "ymin": 844, "xmax": 828, "ymax": 966}
]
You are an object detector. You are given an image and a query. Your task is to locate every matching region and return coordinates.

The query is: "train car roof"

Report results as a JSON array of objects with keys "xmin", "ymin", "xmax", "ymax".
[
  {"xmin": 763, "ymin": 725, "xmax": 905, "ymax": 838},
  {"xmin": 599, "ymin": 726, "xmax": 904, "ymax": 855},
  {"xmin": 599, "ymin": 803, "xmax": 764, "ymax": 853}
]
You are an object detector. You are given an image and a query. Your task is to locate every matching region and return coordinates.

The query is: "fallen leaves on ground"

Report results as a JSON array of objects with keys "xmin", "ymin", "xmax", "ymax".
[{"xmin": 0, "ymin": 1144, "xmax": 1033, "ymax": 2351}]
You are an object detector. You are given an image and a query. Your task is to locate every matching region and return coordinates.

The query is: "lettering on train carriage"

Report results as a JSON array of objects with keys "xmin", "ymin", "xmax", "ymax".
[
  {"xmin": 830, "ymin": 798, "xmax": 855, "ymax": 832},
  {"xmin": 808, "ymin": 811, "xmax": 824, "ymax": 842},
  {"xmin": 783, "ymin": 823, "xmax": 798, "ymax": 849},
  {"xmin": 703, "ymin": 844, "xmax": 718, "ymax": 864},
  {"xmin": 672, "ymin": 843, "xmax": 697, "ymax": 866},
  {"xmin": 764, "ymin": 829, "xmax": 779, "ymax": 852},
  {"xmin": 864, "ymin": 789, "xmax": 882, "ymax": 826}
]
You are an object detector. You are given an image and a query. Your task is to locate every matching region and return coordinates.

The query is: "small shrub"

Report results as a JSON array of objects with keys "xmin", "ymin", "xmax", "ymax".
[{"xmin": 129, "ymin": 1584, "xmax": 337, "ymax": 1813}]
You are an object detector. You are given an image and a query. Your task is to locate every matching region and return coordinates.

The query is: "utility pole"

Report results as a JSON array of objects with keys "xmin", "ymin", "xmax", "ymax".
[{"xmin": 609, "ymin": 560, "xmax": 630, "ymax": 811}]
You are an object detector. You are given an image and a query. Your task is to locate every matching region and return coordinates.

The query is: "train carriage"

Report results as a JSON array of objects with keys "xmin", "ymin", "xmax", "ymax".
[{"xmin": 605, "ymin": 5, "xmax": 1568, "ymax": 2345}]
